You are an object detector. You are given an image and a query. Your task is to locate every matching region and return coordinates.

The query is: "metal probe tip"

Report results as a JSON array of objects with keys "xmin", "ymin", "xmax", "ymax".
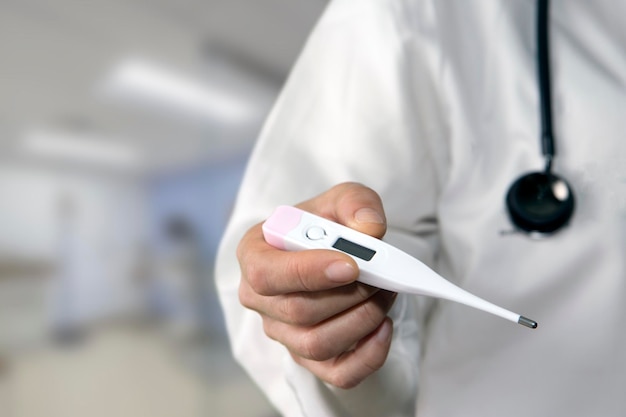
[{"xmin": 518, "ymin": 316, "xmax": 538, "ymax": 329}]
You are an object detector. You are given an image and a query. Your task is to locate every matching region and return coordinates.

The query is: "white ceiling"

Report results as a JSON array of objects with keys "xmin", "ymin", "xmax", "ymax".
[{"xmin": 0, "ymin": 0, "xmax": 329, "ymax": 173}]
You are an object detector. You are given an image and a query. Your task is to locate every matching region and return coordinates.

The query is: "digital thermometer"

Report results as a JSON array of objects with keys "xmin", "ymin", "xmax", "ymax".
[{"xmin": 262, "ymin": 206, "xmax": 537, "ymax": 329}]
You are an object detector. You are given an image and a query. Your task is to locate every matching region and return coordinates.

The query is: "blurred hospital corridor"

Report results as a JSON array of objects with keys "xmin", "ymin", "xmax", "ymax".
[
  {"xmin": 0, "ymin": 160, "xmax": 279, "ymax": 417},
  {"xmin": 0, "ymin": 0, "xmax": 330, "ymax": 415},
  {"xmin": 0, "ymin": 322, "xmax": 276, "ymax": 417}
]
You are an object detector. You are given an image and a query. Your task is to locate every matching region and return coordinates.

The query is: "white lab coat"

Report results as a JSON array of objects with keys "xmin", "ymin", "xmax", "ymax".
[{"xmin": 215, "ymin": 0, "xmax": 626, "ymax": 416}]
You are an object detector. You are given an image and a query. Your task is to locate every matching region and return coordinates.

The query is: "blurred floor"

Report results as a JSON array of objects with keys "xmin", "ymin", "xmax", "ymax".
[{"xmin": 0, "ymin": 323, "xmax": 278, "ymax": 417}]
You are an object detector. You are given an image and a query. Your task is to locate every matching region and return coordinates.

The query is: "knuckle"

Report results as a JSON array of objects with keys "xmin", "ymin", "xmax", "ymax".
[
  {"xmin": 339, "ymin": 181, "xmax": 379, "ymax": 202},
  {"xmin": 236, "ymin": 230, "xmax": 256, "ymax": 265},
  {"xmin": 335, "ymin": 181, "xmax": 367, "ymax": 195},
  {"xmin": 361, "ymin": 350, "xmax": 387, "ymax": 375},
  {"xmin": 261, "ymin": 315, "xmax": 285, "ymax": 345},
  {"xmin": 327, "ymin": 352, "xmax": 387, "ymax": 390},
  {"xmin": 358, "ymin": 301, "xmax": 385, "ymax": 330},
  {"xmin": 244, "ymin": 262, "xmax": 270, "ymax": 295},
  {"xmin": 279, "ymin": 296, "xmax": 316, "ymax": 326},
  {"xmin": 298, "ymin": 330, "xmax": 333, "ymax": 362},
  {"xmin": 261, "ymin": 318, "xmax": 278, "ymax": 341},
  {"xmin": 285, "ymin": 256, "xmax": 313, "ymax": 292},
  {"xmin": 327, "ymin": 371, "xmax": 362, "ymax": 390},
  {"xmin": 355, "ymin": 283, "xmax": 377, "ymax": 301},
  {"xmin": 238, "ymin": 280, "xmax": 257, "ymax": 310},
  {"xmin": 235, "ymin": 239, "xmax": 246, "ymax": 263}
]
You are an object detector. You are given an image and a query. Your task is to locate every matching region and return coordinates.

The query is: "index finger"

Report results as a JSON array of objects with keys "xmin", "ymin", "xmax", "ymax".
[{"xmin": 237, "ymin": 222, "xmax": 359, "ymax": 296}]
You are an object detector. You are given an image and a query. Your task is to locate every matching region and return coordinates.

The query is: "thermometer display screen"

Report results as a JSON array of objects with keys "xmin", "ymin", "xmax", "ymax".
[{"xmin": 332, "ymin": 238, "xmax": 376, "ymax": 261}]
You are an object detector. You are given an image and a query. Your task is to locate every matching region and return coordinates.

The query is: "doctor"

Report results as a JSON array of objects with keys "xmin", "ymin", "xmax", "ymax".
[{"xmin": 216, "ymin": 0, "xmax": 626, "ymax": 416}]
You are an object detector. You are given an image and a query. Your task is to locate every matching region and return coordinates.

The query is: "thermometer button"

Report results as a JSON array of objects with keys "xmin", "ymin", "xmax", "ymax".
[{"xmin": 305, "ymin": 226, "xmax": 326, "ymax": 241}]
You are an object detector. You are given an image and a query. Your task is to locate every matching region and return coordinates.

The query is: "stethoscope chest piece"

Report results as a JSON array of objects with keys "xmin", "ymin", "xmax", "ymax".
[
  {"xmin": 506, "ymin": 171, "xmax": 575, "ymax": 235},
  {"xmin": 504, "ymin": 0, "xmax": 576, "ymax": 236}
]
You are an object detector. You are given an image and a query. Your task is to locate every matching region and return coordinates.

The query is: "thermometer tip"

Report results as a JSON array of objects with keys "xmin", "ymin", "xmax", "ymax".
[{"xmin": 518, "ymin": 316, "xmax": 538, "ymax": 329}]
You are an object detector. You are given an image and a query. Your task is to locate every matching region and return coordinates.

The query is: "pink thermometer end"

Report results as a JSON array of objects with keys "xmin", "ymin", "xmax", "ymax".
[{"xmin": 262, "ymin": 206, "xmax": 303, "ymax": 250}]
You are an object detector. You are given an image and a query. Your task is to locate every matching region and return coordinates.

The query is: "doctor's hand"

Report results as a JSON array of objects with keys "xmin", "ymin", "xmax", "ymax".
[{"xmin": 237, "ymin": 182, "xmax": 396, "ymax": 389}]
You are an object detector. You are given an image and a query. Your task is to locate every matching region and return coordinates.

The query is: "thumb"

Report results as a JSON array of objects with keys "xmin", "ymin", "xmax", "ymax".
[{"xmin": 299, "ymin": 182, "xmax": 387, "ymax": 239}]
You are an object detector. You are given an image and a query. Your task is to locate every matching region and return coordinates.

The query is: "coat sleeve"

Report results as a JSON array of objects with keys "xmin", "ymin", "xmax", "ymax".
[{"xmin": 215, "ymin": 0, "xmax": 448, "ymax": 415}]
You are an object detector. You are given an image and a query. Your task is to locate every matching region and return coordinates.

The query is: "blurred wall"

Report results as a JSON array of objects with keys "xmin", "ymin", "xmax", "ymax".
[{"xmin": 0, "ymin": 162, "xmax": 147, "ymax": 328}]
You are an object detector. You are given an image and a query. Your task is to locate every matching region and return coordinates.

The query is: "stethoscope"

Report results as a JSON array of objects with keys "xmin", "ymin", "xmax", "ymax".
[{"xmin": 505, "ymin": 0, "xmax": 575, "ymax": 235}]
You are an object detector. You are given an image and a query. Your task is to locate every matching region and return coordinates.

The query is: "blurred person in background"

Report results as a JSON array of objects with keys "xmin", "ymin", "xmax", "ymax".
[
  {"xmin": 152, "ymin": 216, "xmax": 204, "ymax": 342},
  {"xmin": 216, "ymin": 0, "xmax": 626, "ymax": 416},
  {"xmin": 52, "ymin": 193, "xmax": 86, "ymax": 344}
]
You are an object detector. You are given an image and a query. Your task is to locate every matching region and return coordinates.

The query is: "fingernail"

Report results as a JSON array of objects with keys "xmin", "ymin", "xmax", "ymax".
[
  {"xmin": 376, "ymin": 319, "xmax": 393, "ymax": 343},
  {"xmin": 354, "ymin": 208, "xmax": 384, "ymax": 225},
  {"xmin": 325, "ymin": 261, "xmax": 356, "ymax": 283}
]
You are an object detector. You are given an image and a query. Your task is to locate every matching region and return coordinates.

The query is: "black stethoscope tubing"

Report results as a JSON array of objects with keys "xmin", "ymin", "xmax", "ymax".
[
  {"xmin": 505, "ymin": 0, "xmax": 575, "ymax": 236},
  {"xmin": 537, "ymin": 0, "xmax": 555, "ymax": 169}
]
